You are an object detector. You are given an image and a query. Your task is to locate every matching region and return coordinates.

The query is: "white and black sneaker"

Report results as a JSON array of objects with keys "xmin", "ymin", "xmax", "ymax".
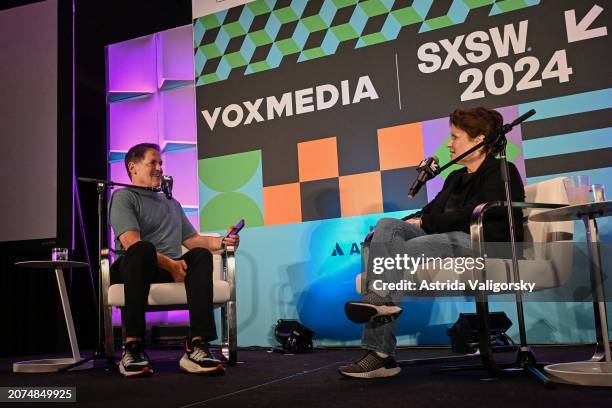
[
  {"xmin": 339, "ymin": 351, "xmax": 401, "ymax": 379},
  {"xmin": 180, "ymin": 338, "xmax": 224, "ymax": 374},
  {"xmin": 345, "ymin": 292, "xmax": 402, "ymax": 324},
  {"xmin": 119, "ymin": 341, "xmax": 153, "ymax": 377}
]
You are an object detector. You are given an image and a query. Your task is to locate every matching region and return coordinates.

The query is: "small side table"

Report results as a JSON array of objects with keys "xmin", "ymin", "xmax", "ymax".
[
  {"xmin": 530, "ymin": 200, "xmax": 612, "ymax": 386},
  {"xmin": 13, "ymin": 260, "xmax": 93, "ymax": 373}
]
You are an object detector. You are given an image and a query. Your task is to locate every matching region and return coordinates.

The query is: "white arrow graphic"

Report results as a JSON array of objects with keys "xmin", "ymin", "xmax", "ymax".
[{"xmin": 565, "ymin": 4, "xmax": 608, "ymax": 43}]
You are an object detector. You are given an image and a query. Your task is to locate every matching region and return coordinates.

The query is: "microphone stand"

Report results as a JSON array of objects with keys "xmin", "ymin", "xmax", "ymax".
[
  {"xmin": 420, "ymin": 110, "xmax": 553, "ymax": 385},
  {"xmin": 60, "ymin": 178, "xmax": 162, "ymax": 372},
  {"xmin": 77, "ymin": 177, "xmax": 163, "ymax": 193},
  {"xmin": 424, "ymin": 110, "xmax": 536, "ymax": 178}
]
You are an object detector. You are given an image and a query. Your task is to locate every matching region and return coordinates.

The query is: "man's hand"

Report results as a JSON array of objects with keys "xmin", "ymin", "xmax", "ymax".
[
  {"xmin": 221, "ymin": 225, "xmax": 240, "ymax": 249},
  {"xmin": 168, "ymin": 259, "xmax": 187, "ymax": 282},
  {"xmin": 182, "ymin": 228, "xmax": 240, "ymax": 252}
]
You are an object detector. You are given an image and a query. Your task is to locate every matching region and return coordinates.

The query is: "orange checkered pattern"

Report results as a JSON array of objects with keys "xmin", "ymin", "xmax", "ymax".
[{"xmin": 263, "ymin": 122, "xmax": 427, "ymax": 225}]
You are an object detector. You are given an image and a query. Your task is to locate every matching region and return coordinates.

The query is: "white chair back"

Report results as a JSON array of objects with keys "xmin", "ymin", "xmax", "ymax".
[
  {"xmin": 522, "ymin": 177, "xmax": 574, "ymax": 288},
  {"xmin": 524, "ymin": 177, "xmax": 574, "ymax": 243}
]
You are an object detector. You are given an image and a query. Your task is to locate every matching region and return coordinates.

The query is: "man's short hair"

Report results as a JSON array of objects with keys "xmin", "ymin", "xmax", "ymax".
[{"xmin": 124, "ymin": 143, "xmax": 160, "ymax": 179}]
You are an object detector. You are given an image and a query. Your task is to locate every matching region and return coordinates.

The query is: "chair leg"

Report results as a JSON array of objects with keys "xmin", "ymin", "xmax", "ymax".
[
  {"xmin": 221, "ymin": 304, "xmax": 229, "ymax": 361},
  {"xmin": 103, "ymin": 305, "xmax": 116, "ymax": 367},
  {"xmin": 119, "ymin": 309, "xmax": 127, "ymax": 344},
  {"xmin": 221, "ymin": 302, "xmax": 238, "ymax": 365},
  {"xmin": 227, "ymin": 300, "xmax": 237, "ymax": 365}
]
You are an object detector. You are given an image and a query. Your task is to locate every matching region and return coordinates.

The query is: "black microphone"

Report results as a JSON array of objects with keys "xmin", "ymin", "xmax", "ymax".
[
  {"xmin": 509, "ymin": 108, "xmax": 536, "ymax": 127},
  {"xmin": 161, "ymin": 175, "xmax": 173, "ymax": 200},
  {"xmin": 500, "ymin": 109, "xmax": 536, "ymax": 134},
  {"xmin": 408, "ymin": 156, "xmax": 439, "ymax": 199},
  {"xmin": 77, "ymin": 176, "xmax": 101, "ymax": 183}
]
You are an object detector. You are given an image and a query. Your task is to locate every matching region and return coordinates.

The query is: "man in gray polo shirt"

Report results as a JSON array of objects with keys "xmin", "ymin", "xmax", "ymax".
[{"xmin": 109, "ymin": 143, "xmax": 239, "ymax": 377}]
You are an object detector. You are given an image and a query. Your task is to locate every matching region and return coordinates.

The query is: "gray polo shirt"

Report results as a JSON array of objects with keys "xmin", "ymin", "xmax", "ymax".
[{"xmin": 109, "ymin": 187, "xmax": 197, "ymax": 259}]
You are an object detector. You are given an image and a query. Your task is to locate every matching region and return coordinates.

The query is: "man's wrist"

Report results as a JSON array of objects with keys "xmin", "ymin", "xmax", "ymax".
[
  {"xmin": 417, "ymin": 215, "xmax": 426, "ymax": 229},
  {"xmin": 156, "ymin": 252, "xmax": 174, "ymax": 270},
  {"xmin": 405, "ymin": 217, "xmax": 422, "ymax": 227},
  {"xmin": 217, "ymin": 236, "xmax": 225, "ymax": 250}
]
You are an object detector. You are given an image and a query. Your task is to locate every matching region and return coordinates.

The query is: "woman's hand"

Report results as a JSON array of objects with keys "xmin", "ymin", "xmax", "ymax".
[{"xmin": 405, "ymin": 217, "xmax": 422, "ymax": 228}]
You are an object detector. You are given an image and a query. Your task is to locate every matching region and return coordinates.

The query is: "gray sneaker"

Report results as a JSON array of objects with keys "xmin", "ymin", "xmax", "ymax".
[
  {"xmin": 345, "ymin": 292, "xmax": 402, "ymax": 324},
  {"xmin": 339, "ymin": 351, "xmax": 401, "ymax": 379},
  {"xmin": 119, "ymin": 341, "xmax": 153, "ymax": 377},
  {"xmin": 179, "ymin": 338, "xmax": 224, "ymax": 374}
]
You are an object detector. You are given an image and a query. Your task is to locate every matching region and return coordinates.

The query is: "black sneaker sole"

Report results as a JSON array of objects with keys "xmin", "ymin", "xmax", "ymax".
[
  {"xmin": 180, "ymin": 364, "xmax": 225, "ymax": 375},
  {"xmin": 179, "ymin": 354, "xmax": 225, "ymax": 374},
  {"xmin": 345, "ymin": 302, "xmax": 402, "ymax": 324},
  {"xmin": 338, "ymin": 366, "xmax": 401, "ymax": 379},
  {"xmin": 119, "ymin": 364, "xmax": 153, "ymax": 378}
]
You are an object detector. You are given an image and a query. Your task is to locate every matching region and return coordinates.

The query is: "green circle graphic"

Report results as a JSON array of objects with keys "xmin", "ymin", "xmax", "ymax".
[
  {"xmin": 199, "ymin": 151, "xmax": 261, "ymax": 192},
  {"xmin": 200, "ymin": 192, "xmax": 263, "ymax": 231}
]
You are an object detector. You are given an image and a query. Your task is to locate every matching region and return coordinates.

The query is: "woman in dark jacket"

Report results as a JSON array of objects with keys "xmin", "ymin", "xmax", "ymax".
[{"xmin": 339, "ymin": 107, "xmax": 525, "ymax": 379}]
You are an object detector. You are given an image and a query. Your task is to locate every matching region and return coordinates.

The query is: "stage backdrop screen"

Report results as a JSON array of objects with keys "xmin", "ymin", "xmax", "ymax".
[
  {"xmin": 0, "ymin": 0, "xmax": 58, "ymax": 243},
  {"xmin": 192, "ymin": 0, "xmax": 612, "ymax": 346}
]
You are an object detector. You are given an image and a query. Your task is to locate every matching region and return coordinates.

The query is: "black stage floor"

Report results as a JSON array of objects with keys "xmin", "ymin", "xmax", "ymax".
[{"xmin": 2, "ymin": 346, "xmax": 611, "ymax": 407}]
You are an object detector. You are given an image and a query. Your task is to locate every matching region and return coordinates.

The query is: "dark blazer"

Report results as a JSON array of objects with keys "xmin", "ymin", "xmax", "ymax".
[{"xmin": 405, "ymin": 155, "xmax": 525, "ymax": 242}]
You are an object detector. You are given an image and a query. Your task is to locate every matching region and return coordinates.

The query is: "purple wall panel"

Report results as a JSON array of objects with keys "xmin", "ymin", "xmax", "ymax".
[
  {"xmin": 163, "ymin": 148, "xmax": 198, "ymax": 204},
  {"xmin": 109, "ymin": 95, "xmax": 159, "ymax": 151},
  {"xmin": 166, "ymin": 311, "xmax": 189, "ymax": 325},
  {"xmin": 157, "ymin": 25, "xmax": 195, "ymax": 86},
  {"xmin": 109, "ymin": 161, "xmax": 131, "ymax": 185},
  {"xmin": 107, "ymin": 35, "xmax": 157, "ymax": 93},
  {"xmin": 112, "ymin": 310, "xmax": 188, "ymax": 327},
  {"xmin": 159, "ymin": 86, "xmax": 197, "ymax": 142}
]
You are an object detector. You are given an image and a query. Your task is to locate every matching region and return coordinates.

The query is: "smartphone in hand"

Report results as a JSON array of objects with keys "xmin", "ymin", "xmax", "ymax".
[{"xmin": 226, "ymin": 219, "xmax": 245, "ymax": 237}]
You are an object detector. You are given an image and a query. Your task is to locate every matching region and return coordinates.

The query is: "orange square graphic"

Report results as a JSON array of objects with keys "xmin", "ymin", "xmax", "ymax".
[
  {"xmin": 378, "ymin": 122, "xmax": 424, "ymax": 170},
  {"xmin": 297, "ymin": 137, "xmax": 338, "ymax": 182},
  {"xmin": 263, "ymin": 183, "xmax": 302, "ymax": 225},
  {"xmin": 339, "ymin": 172, "xmax": 383, "ymax": 217}
]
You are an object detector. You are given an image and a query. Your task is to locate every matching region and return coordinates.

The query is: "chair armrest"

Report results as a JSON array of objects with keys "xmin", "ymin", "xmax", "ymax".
[
  {"xmin": 222, "ymin": 245, "xmax": 237, "ymax": 302},
  {"xmin": 186, "ymin": 232, "xmax": 226, "ymax": 255},
  {"xmin": 469, "ymin": 201, "xmax": 566, "ymax": 249}
]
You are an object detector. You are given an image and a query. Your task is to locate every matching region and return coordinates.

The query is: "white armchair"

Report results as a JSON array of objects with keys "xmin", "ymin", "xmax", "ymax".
[
  {"xmin": 355, "ymin": 177, "xmax": 573, "ymax": 371},
  {"xmin": 357, "ymin": 177, "xmax": 573, "ymax": 295},
  {"xmin": 101, "ymin": 233, "xmax": 237, "ymax": 365}
]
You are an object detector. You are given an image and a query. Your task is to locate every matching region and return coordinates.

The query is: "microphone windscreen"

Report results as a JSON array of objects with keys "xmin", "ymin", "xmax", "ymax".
[{"xmin": 161, "ymin": 175, "xmax": 173, "ymax": 199}]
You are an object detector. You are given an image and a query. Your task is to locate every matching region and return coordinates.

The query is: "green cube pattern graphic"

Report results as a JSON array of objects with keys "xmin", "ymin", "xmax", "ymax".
[{"xmin": 193, "ymin": 0, "xmax": 541, "ymax": 86}]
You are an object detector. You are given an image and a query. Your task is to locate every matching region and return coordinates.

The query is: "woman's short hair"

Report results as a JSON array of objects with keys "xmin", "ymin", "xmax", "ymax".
[
  {"xmin": 450, "ymin": 107, "xmax": 503, "ymax": 155},
  {"xmin": 124, "ymin": 143, "xmax": 160, "ymax": 179}
]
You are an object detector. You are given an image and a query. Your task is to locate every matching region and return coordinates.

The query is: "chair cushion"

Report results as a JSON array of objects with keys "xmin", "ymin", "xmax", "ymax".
[{"xmin": 108, "ymin": 280, "xmax": 230, "ymax": 306}]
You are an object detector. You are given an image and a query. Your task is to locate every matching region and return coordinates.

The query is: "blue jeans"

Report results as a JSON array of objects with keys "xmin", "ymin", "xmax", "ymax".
[{"xmin": 362, "ymin": 218, "xmax": 471, "ymax": 355}]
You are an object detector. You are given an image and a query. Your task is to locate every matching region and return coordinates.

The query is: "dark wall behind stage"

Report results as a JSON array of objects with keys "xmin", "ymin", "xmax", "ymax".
[{"xmin": 1, "ymin": 0, "xmax": 191, "ymax": 358}]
